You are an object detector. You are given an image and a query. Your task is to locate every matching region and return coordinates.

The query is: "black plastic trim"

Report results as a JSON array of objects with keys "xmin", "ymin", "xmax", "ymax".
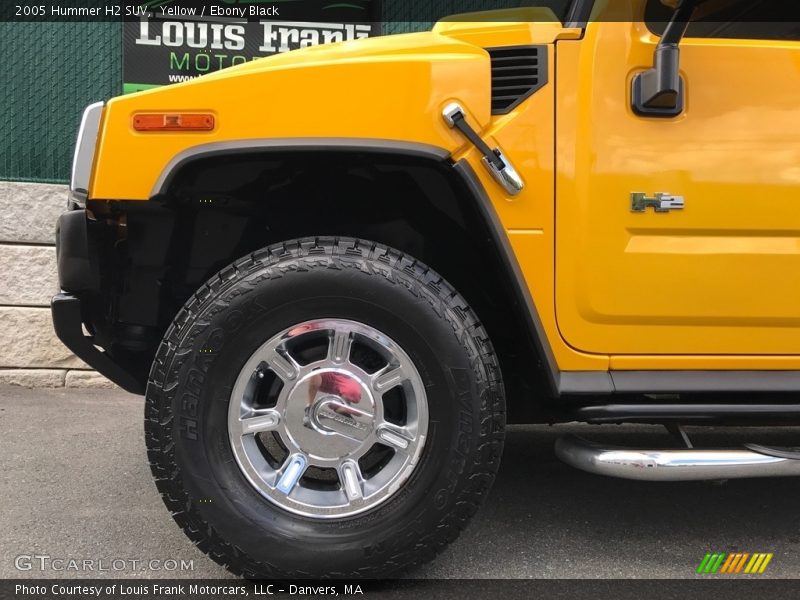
[
  {"xmin": 612, "ymin": 370, "xmax": 800, "ymax": 393},
  {"xmin": 486, "ymin": 45, "xmax": 549, "ymax": 115},
  {"xmin": 561, "ymin": 369, "xmax": 800, "ymax": 395},
  {"xmin": 52, "ymin": 294, "xmax": 145, "ymax": 394},
  {"xmin": 560, "ymin": 371, "xmax": 615, "ymax": 394},
  {"xmin": 55, "ymin": 209, "xmax": 100, "ymax": 292},
  {"xmin": 132, "ymin": 138, "xmax": 557, "ymax": 394},
  {"xmin": 151, "ymin": 138, "xmax": 451, "ymax": 197},
  {"xmin": 631, "ymin": 74, "xmax": 685, "ymax": 118},
  {"xmin": 631, "ymin": 0, "xmax": 696, "ymax": 118},
  {"xmin": 452, "ymin": 160, "xmax": 559, "ymax": 395}
]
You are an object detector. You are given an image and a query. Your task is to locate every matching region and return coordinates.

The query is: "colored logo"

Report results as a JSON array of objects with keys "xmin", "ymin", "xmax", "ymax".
[{"xmin": 697, "ymin": 552, "xmax": 773, "ymax": 575}]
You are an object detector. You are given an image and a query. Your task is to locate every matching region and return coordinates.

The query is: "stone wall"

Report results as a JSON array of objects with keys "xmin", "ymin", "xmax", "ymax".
[{"xmin": 0, "ymin": 181, "xmax": 115, "ymax": 388}]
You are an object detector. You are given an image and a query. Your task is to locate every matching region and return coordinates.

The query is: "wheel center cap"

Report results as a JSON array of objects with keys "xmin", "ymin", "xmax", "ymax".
[
  {"xmin": 312, "ymin": 397, "xmax": 374, "ymax": 442},
  {"xmin": 283, "ymin": 369, "xmax": 375, "ymax": 461}
]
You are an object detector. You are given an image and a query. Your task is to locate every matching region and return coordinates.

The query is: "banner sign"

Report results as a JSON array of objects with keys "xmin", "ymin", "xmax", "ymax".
[{"xmin": 123, "ymin": 1, "xmax": 382, "ymax": 94}]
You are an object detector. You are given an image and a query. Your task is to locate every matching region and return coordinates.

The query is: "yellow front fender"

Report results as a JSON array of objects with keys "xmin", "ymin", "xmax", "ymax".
[{"xmin": 91, "ymin": 31, "xmax": 493, "ymax": 200}]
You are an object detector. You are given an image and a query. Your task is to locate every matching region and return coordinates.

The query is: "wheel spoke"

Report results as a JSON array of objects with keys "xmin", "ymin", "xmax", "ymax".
[
  {"xmin": 276, "ymin": 453, "xmax": 307, "ymax": 495},
  {"xmin": 376, "ymin": 422, "xmax": 413, "ymax": 451},
  {"xmin": 329, "ymin": 328, "xmax": 353, "ymax": 364},
  {"xmin": 240, "ymin": 409, "xmax": 281, "ymax": 435},
  {"xmin": 338, "ymin": 459, "xmax": 364, "ymax": 501},
  {"xmin": 228, "ymin": 317, "xmax": 429, "ymax": 518},
  {"xmin": 372, "ymin": 364, "xmax": 405, "ymax": 393},
  {"xmin": 264, "ymin": 348, "xmax": 299, "ymax": 382}
]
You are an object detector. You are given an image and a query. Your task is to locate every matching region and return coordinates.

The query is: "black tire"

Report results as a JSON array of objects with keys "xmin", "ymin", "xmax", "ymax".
[{"xmin": 145, "ymin": 237, "xmax": 505, "ymax": 578}]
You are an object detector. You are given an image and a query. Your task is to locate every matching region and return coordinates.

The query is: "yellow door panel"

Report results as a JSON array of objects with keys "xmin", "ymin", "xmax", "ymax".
[
  {"xmin": 456, "ymin": 42, "xmax": 608, "ymax": 372},
  {"xmin": 508, "ymin": 229, "xmax": 610, "ymax": 372},
  {"xmin": 556, "ymin": 8, "xmax": 800, "ymax": 356}
]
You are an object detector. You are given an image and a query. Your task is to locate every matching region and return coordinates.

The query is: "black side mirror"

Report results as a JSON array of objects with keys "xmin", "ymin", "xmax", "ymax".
[{"xmin": 632, "ymin": 0, "xmax": 699, "ymax": 117}]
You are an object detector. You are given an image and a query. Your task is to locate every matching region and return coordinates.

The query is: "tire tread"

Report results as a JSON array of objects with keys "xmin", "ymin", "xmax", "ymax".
[{"xmin": 144, "ymin": 237, "xmax": 505, "ymax": 578}]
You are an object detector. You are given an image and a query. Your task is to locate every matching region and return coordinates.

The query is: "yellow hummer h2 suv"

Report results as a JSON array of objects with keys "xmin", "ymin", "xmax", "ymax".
[{"xmin": 53, "ymin": 0, "xmax": 800, "ymax": 578}]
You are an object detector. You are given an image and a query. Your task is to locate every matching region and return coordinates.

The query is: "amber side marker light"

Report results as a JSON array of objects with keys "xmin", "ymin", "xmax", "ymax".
[{"xmin": 133, "ymin": 113, "xmax": 215, "ymax": 132}]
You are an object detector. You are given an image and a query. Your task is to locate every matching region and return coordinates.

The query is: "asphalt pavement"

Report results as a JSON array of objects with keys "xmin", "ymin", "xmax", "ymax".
[{"xmin": 2, "ymin": 385, "xmax": 800, "ymax": 580}]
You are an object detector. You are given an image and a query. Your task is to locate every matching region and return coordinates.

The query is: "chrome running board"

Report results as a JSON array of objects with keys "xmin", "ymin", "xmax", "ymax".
[{"xmin": 555, "ymin": 434, "xmax": 800, "ymax": 481}]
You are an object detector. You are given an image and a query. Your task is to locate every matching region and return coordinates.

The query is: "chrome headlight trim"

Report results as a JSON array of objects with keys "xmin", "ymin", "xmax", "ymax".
[{"xmin": 70, "ymin": 101, "xmax": 104, "ymax": 206}]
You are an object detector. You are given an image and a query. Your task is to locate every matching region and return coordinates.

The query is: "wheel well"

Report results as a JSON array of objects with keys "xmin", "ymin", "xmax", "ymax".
[{"xmin": 92, "ymin": 150, "xmax": 551, "ymax": 419}]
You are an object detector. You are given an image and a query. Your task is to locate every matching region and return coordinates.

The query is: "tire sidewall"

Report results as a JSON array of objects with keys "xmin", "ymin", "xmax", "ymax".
[{"xmin": 160, "ymin": 247, "xmax": 492, "ymax": 574}]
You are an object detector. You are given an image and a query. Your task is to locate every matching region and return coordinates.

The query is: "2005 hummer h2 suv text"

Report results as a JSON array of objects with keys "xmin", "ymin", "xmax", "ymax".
[{"xmin": 52, "ymin": 0, "xmax": 800, "ymax": 578}]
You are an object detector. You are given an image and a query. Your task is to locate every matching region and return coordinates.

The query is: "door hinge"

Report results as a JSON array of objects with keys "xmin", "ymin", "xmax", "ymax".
[{"xmin": 442, "ymin": 103, "xmax": 523, "ymax": 196}]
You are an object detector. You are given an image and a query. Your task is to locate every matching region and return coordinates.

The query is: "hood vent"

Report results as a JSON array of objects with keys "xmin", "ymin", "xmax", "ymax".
[{"xmin": 486, "ymin": 45, "xmax": 548, "ymax": 115}]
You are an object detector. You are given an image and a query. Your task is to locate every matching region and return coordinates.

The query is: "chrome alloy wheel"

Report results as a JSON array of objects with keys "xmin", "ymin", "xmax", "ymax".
[{"xmin": 228, "ymin": 318, "xmax": 429, "ymax": 518}]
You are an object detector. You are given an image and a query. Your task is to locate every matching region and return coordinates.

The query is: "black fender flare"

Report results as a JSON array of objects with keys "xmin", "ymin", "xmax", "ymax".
[{"xmin": 151, "ymin": 137, "xmax": 562, "ymax": 396}]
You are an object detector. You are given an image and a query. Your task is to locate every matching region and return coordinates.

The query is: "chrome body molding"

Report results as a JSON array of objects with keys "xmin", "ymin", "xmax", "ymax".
[
  {"xmin": 70, "ymin": 101, "xmax": 104, "ymax": 207},
  {"xmin": 630, "ymin": 191, "xmax": 685, "ymax": 213},
  {"xmin": 481, "ymin": 149, "xmax": 524, "ymax": 196},
  {"xmin": 441, "ymin": 102, "xmax": 464, "ymax": 127},
  {"xmin": 555, "ymin": 435, "xmax": 800, "ymax": 481}
]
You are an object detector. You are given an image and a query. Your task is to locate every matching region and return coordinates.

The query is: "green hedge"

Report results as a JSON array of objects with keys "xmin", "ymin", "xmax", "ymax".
[
  {"xmin": 1, "ymin": 0, "xmax": 554, "ymax": 182},
  {"xmin": 0, "ymin": 22, "xmax": 122, "ymax": 183}
]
